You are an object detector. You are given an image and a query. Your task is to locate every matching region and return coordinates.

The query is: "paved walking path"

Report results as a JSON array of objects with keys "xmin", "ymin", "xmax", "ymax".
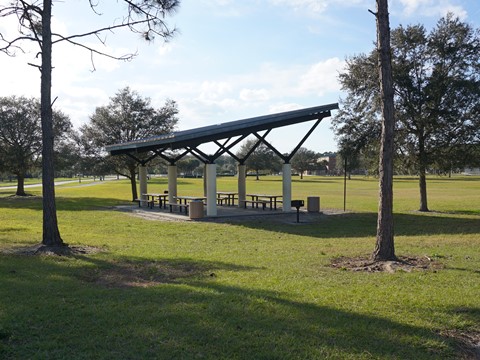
[{"xmin": 0, "ymin": 176, "xmax": 118, "ymax": 190}]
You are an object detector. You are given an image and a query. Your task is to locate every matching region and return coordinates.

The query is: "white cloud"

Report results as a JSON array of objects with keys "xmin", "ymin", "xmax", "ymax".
[
  {"xmin": 200, "ymin": 0, "xmax": 252, "ymax": 17},
  {"xmin": 269, "ymin": 0, "xmax": 369, "ymax": 15},
  {"xmin": 157, "ymin": 43, "xmax": 174, "ymax": 56},
  {"xmin": 270, "ymin": 0, "xmax": 468, "ymax": 20},
  {"xmin": 239, "ymin": 88, "xmax": 270, "ymax": 102},
  {"xmin": 268, "ymin": 102, "xmax": 302, "ymax": 113},
  {"xmin": 270, "ymin": 0, "xmax": 329, "ymax": 13},
  {"xmin": 198, "ymin": 81, "xmax": 233, "ymax": 101},
  {"xmin": 399, "ymin": 0, "xmax": 432, "ymax": 15},
  {"xmin": 398, "ymin": 0, "xmax": 468, "ymax": 19},
  {"xmin": 201, "ymin": 0, "xmax": 234, "ymax": 5},
  {"xmin": 297, "ymin": 57, "xmax": 344, "ymax": 96},
  {"xmin": 174, "ymin": 59, "xmax": 341, "ymax": 119}
]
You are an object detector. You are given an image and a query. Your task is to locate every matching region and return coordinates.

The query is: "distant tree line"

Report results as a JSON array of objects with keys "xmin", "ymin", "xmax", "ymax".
[
  {"xmin": 0, "ymin": 88, "xmax": 179, "ymax": 201},
  {"xmin": 0, "ymin": 88, "xmax": 339, "ymax": 201}
]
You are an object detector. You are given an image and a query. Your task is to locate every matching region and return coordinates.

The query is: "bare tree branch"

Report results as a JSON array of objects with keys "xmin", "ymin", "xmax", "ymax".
[
  {"xmin": 1, "ymin": 0, "xmax": 178, "ymax": 62},
  {"xmin": 51, "ymin": 18, "xmax": 154, "ymax": 45},
  {"xmin": 88, "ymin": 0, "xmax": 103, "ymax": 16},
  {"xmin": 51, "ymin": 32, "xmax": 137, "ymax": 62},
  {"xmin": 0, "ymin": 35, "xmax": 34, "ymax": 55}
]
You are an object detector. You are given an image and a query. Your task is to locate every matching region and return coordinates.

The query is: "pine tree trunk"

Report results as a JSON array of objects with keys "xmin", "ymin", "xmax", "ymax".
[
  {"xmin": 373, "ymin": 0, "xmax": 396, "ymax": 261},
  {"xmin": 16, "ymin": 174, "xmax": 26, "ymax": 196},
  {"xmin": 41, "ymin": 0, "xmax": 64, "ymax": 246}
]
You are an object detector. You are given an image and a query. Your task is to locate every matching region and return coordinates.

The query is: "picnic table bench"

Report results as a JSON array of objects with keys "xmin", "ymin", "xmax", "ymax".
[
  {"xmin": 167, "ymin": 202, "xmax": 189, "ymax": 214},
  {"xmin": 133, "ymin": 198, "xmax": 155, "ymax": 209},
  {"xmin": 246, "ymin": 194, "xmax": 283, "ymax": 210},
  {"xmin": 241, "ymin": 199, "xmax": 268, "ymax": 210}
]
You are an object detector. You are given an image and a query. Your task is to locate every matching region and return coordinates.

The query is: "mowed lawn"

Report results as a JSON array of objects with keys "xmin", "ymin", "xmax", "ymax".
[{"xmin": 0, "ymin": 175, "xmax": 479, "ymax": 359}]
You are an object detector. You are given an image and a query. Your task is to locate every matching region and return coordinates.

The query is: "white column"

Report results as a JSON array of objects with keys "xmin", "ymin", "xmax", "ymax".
[
  {"xmin": 168, "ymin": 165, "xmax": 177, "ymax": 204},
  {"xmin": 282, "ymin": 163, "xmax": 292, "ymax": 212},
  {"xmin": 206, "ymin": 163, "xmax": 217, "ymax": 216},
  {"xmin": 203, "ymin": 164, "xmax": 207, "ymax": 197},
  {"xmin": 139, "ymin": 165, "xmax": 148, "ymax": 206},
  {"xmin": 237, "ymin": 164, "xmax": 246, "ymax": 208}
]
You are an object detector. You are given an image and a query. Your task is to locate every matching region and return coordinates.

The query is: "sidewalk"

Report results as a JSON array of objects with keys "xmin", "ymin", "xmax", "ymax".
[{"xmin": 0, "ymin": 177, "xmax": 118, "ymax": 190}]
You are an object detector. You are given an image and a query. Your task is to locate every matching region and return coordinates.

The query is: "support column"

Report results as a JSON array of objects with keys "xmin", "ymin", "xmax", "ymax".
[
  {"xmin": 237, "ymin": 164, "xmax": 246, "ymax": 208},
  {"xmin": 168, "ymin": 165, "xmax": 177, "ymax": 204},
  {"xmin": 139, "ymin": 165, "xmax": 148, "ymax": 206},
  {"xmin": 282, "ymin": 163, "xmax": 292, "ymax": 212},
  {"xmin": 206, "ymin": 163, "xmax": 217, "ymax": 216},
  {"xmin": 203, "ymin": 164, "xmax": 207, "ymax": 197}
]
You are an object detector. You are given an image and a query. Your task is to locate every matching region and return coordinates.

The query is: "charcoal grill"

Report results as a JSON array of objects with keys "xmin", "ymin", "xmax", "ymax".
[{"xmin": 291, "ymin": 200, "xmax": 304, "ymax": 223}]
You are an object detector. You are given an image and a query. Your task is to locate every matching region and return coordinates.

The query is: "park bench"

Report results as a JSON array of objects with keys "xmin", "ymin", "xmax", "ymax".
[
  {"xmin": 167, "ymin": 202, "xmax": 189, "ymax": 214},
  {"xmin": 241, "ymin": 199, "xmax": 268, "ymax": 210}
]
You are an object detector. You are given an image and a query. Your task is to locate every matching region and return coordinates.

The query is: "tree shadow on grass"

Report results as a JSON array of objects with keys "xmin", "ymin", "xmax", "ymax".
[
  {"xmin": 0, "ymin": 254, "xmax": 471, "ymax": 359},
  {"xmin": 222, "ymin": 211, "xmax": 480, "ymax": 239}
]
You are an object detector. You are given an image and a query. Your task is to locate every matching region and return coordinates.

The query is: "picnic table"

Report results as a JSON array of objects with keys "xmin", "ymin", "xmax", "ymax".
[
  {"xmin": 143, "ymin": 193, "xmax": 168, "ymax": 209},
  {"xmin": 175, "ymin": 195, "xmax": 207, "ymax": 205},
  {"xmin": 245, "ymin": 194, "xmax": 283, "ymax": 210},
  {"xmin": 216, "ymin": 191, "xmax": 237, "ymax": 206}
]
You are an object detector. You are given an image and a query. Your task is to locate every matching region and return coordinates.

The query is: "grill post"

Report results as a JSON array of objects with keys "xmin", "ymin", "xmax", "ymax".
[{"xmin": 291, "ymin": 200, "xmax": 304, "ymax": 223}]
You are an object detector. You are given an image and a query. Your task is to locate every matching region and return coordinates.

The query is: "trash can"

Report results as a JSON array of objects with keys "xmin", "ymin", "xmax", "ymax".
[
  {"xmin": 307, "ymin": 196, "xmax": 320, "ymax": 213},
  {"xmin": 189, "ymin": 200, "xmax": 204, "ymax": 219}
]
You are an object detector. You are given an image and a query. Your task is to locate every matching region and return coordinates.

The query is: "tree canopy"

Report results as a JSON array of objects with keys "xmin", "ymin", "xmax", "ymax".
[
  {"xmin": 237, "ymin": 139, "xmax": 282, "ymax": 180},
  {"xmin": 291, "ymin": 147, "xmax": 319, "ymax": 179},
  {"xmin": 0, "ymin": 95, "xmax": 72, "ymax": 195},
  {"xmin": 333, "ymin": 14, "xmax": 480, "ymax": 211},
  {"xmin": 82, "ymin": 87, "xmax": 179, "ymax": 200}
]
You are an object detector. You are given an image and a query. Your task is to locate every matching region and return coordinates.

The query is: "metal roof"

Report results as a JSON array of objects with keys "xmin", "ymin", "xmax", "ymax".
[{"xmin": 106, "ymin": 103, "xmax": 339, "ymax": 155}]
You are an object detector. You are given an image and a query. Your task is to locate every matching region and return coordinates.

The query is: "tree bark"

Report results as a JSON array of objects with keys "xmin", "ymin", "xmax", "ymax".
[
  {"xmin": 16, "ymin": 174, "xmax": 26, "ymax": 196},
  {"xmin": 129, "ymin": 166, "xmax": 138, "ymax": 201},
  {"xmin": 418, "ymin": 136, "xmax": 429, "ymax": 211},
  {"xmin": 41, "ymin": 0, "xmax": 64, "ymax": 246},
  {"xmin": 373, "ymin": 0, "xmax": 396, "ymax": 261},
  {"xmin": 418, "ymin": 168, "xmax": 429, "ymax": 211}
]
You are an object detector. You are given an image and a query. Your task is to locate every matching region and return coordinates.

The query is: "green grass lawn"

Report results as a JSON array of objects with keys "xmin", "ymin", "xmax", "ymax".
[{"xmin": 0, "ymin": 175, "xmax": 479, "ymax": 359}]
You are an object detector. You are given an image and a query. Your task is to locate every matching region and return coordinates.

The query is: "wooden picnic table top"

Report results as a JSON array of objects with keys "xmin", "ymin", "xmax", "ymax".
[
  {"xmin": 176, "ymin": 195, "xmax": 205, "ymax": 199},
  {"xmin": 246, "ymin": 194, "xmax": 283, "ymax": 198},
  {"xmin": 175, "ymin": 195, "xmax": 206, "ymax": 203}
]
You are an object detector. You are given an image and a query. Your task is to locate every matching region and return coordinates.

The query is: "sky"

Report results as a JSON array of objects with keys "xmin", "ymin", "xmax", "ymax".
[{"xmin": 1, "ymin": 0, "xmax": 479, "ymax": 154}]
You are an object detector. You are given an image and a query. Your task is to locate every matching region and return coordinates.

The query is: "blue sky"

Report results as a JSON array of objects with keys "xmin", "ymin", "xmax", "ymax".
[{"xmin": 1, "ymin": 0, "xmax": 479, "ymax": 153}]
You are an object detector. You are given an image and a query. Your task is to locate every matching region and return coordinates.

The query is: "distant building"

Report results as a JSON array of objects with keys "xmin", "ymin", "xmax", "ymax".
[
  {"xmin": 319, "ymin": 154, "xmax": 337, "ymax": 172},
  {"xmin": 463, "ymin": 168, "xmax": 480, "ymax": 175},
  {"xmin": 308, "ymin": 153, "xmax": 337, "ymax": 175}
]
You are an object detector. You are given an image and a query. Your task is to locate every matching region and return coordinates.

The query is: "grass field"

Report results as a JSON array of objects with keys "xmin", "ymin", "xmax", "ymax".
[{"xmin": 0, "ymin": 175, "xmax": 479, "ymax": 359}]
